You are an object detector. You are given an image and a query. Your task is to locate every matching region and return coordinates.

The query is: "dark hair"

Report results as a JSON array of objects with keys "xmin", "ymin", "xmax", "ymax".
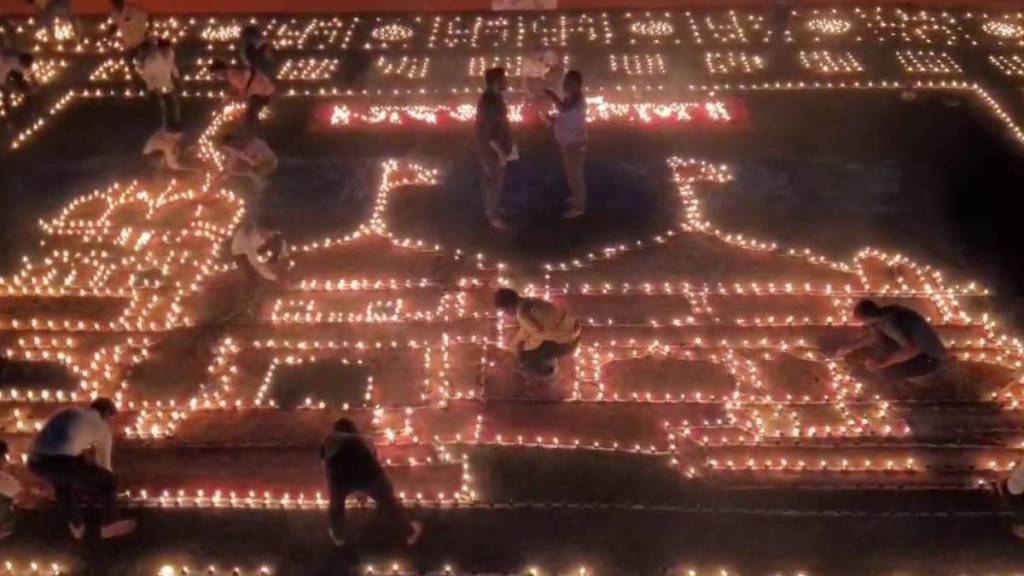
[
  {"xmin": 208, "ymin": 59, "xmax": 229, "ymax": 73},
  {"xmin": 484, "ymin": 67, "xmax": 506, "ymax": 88},
  {"xmin": 333, "ymin": 417, "xmax": 358, "ymax": 434},
  {"xmin": 494, "ymin": 288, "xmax": 520, "ymax": 311},
  {"xmin": 0, "ymin": 440, "xmax": 8, "ymax": 460},
  {"xmin": 242, "ymin": 25, "xmax": 261, "ymax": 42},
  {"xmin": 17, "ymin": 53, "xmax": 33, "ymax": 68},
  {"xmin": 565, "ymin": 70, "xmax": 583, "ymax": 85},
  {"xmin": 854, "ymin": 299, "xmax": 883, "ymax": 319},
  {"xmin": 90, "ymin": 397, "xmax": 118, "ymax": 418},
  {"xmin": 156, "ymin": 37, "xmax": 172, "ymax": 50}
]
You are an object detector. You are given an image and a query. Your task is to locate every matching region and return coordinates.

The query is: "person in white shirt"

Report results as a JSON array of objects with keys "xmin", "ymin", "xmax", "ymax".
[
  {"xmin": 227, "ymin": 216, "xmax": 287, "ymax": 321},
  {"xmin": 27, "ymin": 398, "xmax": 136, "ymax": 540},
  {"xmin": 542, "ymin": 70, "xmax": 587, "ymax": 219},
  {"xmin": 0, "ymin": 441, "xmax": 21, "ymax": 539},
  {"xmin": 0, "ymin": 49, "xmax": 34, "ymax": 94},
  {"xmin": 136, "ymin": 37, "xmax": 181, "ymax": 130}
]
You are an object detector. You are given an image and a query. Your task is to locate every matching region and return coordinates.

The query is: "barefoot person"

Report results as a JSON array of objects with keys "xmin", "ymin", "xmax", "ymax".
[
  {"xmin": 475, "ymin": 67, "xmax": 515, "ymax": 230},
  {"xmin": 494, "ymin": 288, "xmax": 582, "ymax": 380},
  {"xmin": 227, "ymin": 215, "xmax": 287, "ymax": 320},
  {"xmin": 321, "ymin": 417, "xmax": 423, "ymax": 547},
  {"xmin": 836, "ymin": 299, "xmax": 950, "ymax": 383},
  {"xmin": 27, "ymin": 398, "xmax": 136, "ymax": 540},
  {"xmin": 543, "ymin": 70, "xmax": 587, "ymax": 219}
]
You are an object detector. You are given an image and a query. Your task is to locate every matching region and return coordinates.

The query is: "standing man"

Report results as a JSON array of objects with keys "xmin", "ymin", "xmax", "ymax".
[
  {"xmin": 107, "ymin": 0, "xmax": 149, "ymax": 65},
  {"xmin": 494, "ymin": 288, "xmax": 582, "ymax": 380},
  {"xmin": 136, "ymin": 37, "xmax": 181, "ymax": 130},
  {"xmin": 209, "ymin": 59, "xmax": 275, "ymax": 136},
  {"xmin": 543, "ymin": 70, "xmax": 587, "ymax": 219},
  {"xmin": 321, "ymin": 417, "xmax": 423, "ymax": 547},
  {"xmin": 835, "ymin": 299, "xmax": 950, "ymax": 383},
  {"xmin": 475, "ymin": 67, "xmax": 515, "ymax": 231},
  {"xmin": 27, "ymin": 398, "xmax": 137, "ymax": 540}
]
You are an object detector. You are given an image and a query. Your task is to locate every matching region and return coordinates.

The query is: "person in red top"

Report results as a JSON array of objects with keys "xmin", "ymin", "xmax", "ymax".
[{"xmin": 209, "ymin": 59, "xmax": 274, "ymax": 135}]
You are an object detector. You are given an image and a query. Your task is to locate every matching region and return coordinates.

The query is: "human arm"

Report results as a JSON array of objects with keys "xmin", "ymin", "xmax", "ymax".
[{"xmin": 834, "ymin": 329, "xmax": 877, "ymax": 357}]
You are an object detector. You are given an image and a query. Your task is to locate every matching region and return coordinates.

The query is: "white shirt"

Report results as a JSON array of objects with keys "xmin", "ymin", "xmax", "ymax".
[
  {"xmin": 30, "ymin": 408, "xmax": 113, "ymax": 471},
  {"xmin": 138, "ymin": 49, "xmax": 178, "ymax": 94},
  {"xmin": 522, "ymin": 49, "xmax": 557, "ymax": 78},
  {"xmin": 231, "ymin": 226, "xmax": 286, "ymax": 282},
  {"xmin": 553, "ymin": 94, "xmax": 587, "ymax": 146}
]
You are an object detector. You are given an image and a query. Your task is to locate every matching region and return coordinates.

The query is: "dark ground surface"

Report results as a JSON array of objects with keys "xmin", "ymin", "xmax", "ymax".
[
  {"xmin": 2, "ymin": 81, "xmax": 1024, "ymax": 573},
  {"xmin": 2, "ymin": 88, "xmax": 1022, "ymax": 317}
]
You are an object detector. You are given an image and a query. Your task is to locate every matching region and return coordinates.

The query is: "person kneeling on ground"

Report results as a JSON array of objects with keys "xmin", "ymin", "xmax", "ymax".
[
  {"xmin": 0, "ymin": 440, "xmax": 22, "ymax": 539},
  {"xmin": 836, "ymin": 299, "xmax": 950, "ymax": 384},
  {"xmin": 27, "ymin": 398, "xmax": 136, "ymax": 540},
  {"xmin": 321, "ymin": 417, "xmax": 423, "ymax": 547},
  {"xmin": 228, "ymin": 216, "xmax": 287, "ymax": 321},
  {"xmin": 494, "ymin": 288, "xmax": 582, "ymax": 380}
]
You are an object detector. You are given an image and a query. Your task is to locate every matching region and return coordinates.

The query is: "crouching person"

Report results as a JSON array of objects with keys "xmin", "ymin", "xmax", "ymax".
[
  {"xmin": 321, "ymin": 417, "xmax": 422, "ymax": 547},
  {"xmin": 494, "ymin": 288, "xmax": 581, "ymax": 380},
  {"xmin": 27, "ymin": 398, "xmax": 136, "ymax": 540}
]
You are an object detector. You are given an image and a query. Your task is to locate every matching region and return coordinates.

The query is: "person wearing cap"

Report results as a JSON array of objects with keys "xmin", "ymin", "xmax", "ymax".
[
  {"xmin": 27, "ymin": 397, "xmax": 136, "ymax": 540},
  {"xmin": 321, "ymin": 417, "xmax": 423, "ymax": 547}
]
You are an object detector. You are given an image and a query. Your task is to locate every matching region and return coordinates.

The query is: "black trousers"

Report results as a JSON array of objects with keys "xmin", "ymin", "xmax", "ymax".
[
  {"xmin": 326, "ymin": 462, "xmax": 410, "ymax": 540},
  {"xmin": 244, "ymin": 95, "xmax": 271, "ymax": 135},
  {"xmin": 28, "ymin": 454, "xmax": 118, "ymax": 526},
  {"xmin": 152, "ymin": 90, "xmax": 181, "ymax": 131}
]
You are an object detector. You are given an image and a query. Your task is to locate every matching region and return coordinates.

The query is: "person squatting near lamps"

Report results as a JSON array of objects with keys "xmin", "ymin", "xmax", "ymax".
[
  {"xmin": 542, "ymin": 70, "xmax": 588, "ymax": 220},
  {"xmin": 228, "ymin": 214, "xmax": 287, "ymax": 321},
  {"xmin": 494, "ymin": 288, "xmax": 582, "ymax": 387},
  {"xmin": 835, "ymin": 298, "xmax": 950, "ymax": 388},
  {"xmin": 321, "ymin": 417, "xmax": 423, "ymax": 547},
  {"xmin": 475, "ymin": 67, "xmax": 517, "ymax": 231},
  {"xmin": 209, "ymin": 59, "xmax": 275, "ymax": 137},
  {"xmin": 27, "ymin": 398, "xmax": 137, "ymax": 540}
]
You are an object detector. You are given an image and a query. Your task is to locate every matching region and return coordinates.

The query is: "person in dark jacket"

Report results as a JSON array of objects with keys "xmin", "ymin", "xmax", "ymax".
[
  {"xmin": 321, "ymin": 417, "xmax": 423, "ymax": 547},
  {"xmin": 475, "ymin": 67, "xmax": 515, "ymax": 230}
]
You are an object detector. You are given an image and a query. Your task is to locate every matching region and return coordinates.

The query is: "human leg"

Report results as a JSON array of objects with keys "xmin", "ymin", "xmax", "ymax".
[
  {"xmin": 326, "ymin": 464, "xmax": 353, "ymax": 545},
  {"xmin": 27, "ymin": 455, "xmax": 85, "ymax": 527},
  {"xmin": 365, "ymin": 471, "xmax": 420, "ymax": 544},
  {"xmin": 560, "ymin": 143, "xmax": 586, "ymax": 217},
  {"xmin": 477, "ymin": 148, "xmax": 505, "ymax": 222}
]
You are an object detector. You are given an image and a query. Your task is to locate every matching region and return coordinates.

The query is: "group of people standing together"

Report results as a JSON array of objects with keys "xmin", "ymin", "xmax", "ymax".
[{"xmin": 475, "ymin": 58, "xmax": 589, "ymax": 231}]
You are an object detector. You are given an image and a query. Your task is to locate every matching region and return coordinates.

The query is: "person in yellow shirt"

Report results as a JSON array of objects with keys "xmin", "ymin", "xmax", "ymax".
[{"xmin": 495, "ymin": 288, "xmax": 581, "ymax": 379}]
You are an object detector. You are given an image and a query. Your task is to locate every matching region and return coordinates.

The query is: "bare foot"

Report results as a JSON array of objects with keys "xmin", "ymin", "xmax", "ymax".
[
  {"xmin": 100, "ymin": 518, "xmax": 137, "ymax": 539},
  {"xmin": 406, "ymin": 520, "xmax": 423, "ymax": 545}
]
